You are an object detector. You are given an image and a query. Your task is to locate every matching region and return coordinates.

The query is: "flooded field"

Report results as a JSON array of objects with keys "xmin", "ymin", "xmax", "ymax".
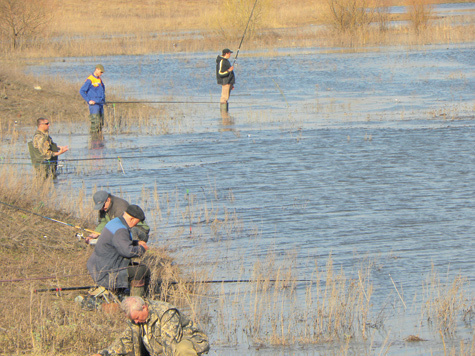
[{"xmin": 14, "ymin": 42, "xmax": 475, "ymax": 355}]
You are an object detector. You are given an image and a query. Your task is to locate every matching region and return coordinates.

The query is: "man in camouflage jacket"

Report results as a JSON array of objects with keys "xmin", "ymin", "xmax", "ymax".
[
  {"xmin": 92, "ymin": 297, "xmax": 210, "ymax": 356},
  {"xmin": 30, "ymin": 118, "xmax": 68, "ymax": 178}
]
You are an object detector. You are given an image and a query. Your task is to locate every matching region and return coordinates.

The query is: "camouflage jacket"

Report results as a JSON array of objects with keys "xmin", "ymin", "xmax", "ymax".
[
  {"xmin": 32, "ymin": 130, "xmax": 59, "ymax": 160},
  {"xmin": 99, "ymin": 300, "xmax": 209, "ymax": 356}
]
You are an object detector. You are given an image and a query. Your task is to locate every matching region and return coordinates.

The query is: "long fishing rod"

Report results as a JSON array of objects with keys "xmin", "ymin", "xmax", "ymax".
[
  {"xmin": 61, "ymin": 152, "xmax": 205, "ymax": 162},
  {"xmin": 34, "ymin": 278, "xmax": 314, "ymax": 293},
  {"xmin": 0, "ymin": 200, "xmax": 96, "ymax": 235},
  {"xmin": 107, "ymin": 101, "xmax": 216, "ymax": 105},
  {"xmin": 181, "ymin": 278, "xmax": 313, "ymax": 284},
  {"xmin": 34, "ymin": 286, "xmax": 95, "ymax": 293},
  {"xmin": 233, "ymin": 0, "xmax": 259, "ymax": 65}
]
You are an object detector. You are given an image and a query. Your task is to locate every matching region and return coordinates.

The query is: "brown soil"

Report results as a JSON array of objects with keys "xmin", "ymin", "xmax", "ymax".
[{"xmin": 0, "ymin": 65, "xmax": 84, "ymax": 127}]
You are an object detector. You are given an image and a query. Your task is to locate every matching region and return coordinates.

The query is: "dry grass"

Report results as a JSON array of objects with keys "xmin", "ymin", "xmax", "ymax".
[
  {"xmin": 0, "ymin": 0, "xmax": 473, "ymax": 58},
  {"xmin": 0, "ymin": 64, "xmax": 170, "ymax": 139},
  {"xmin": 0, "ymin": 164, "xmax": 474, "ymax": 354},
  {"xmin": 210, "ymin": 254, "xmax": 375, "ymax": 346},
  {"xmin": 0, "ymin": 166, "xmax": 201, "ymax": 355},
  {"xmin": 0, "ymin": 64, "xmax": 83, "ymax": 125},
  {"xmin": 422, "ymin": 264, "xmax": 472, "ymax": 337}
]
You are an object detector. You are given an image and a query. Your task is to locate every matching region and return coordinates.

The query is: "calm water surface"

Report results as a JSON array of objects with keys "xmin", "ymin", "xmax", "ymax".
[{"xmin": 18, "ymin": 43, "xmax": 475, "ymax": 355}]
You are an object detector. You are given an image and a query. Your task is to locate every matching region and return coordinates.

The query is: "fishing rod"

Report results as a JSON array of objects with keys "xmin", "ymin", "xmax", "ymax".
[
  {"xmin": 233, "ymin": 0, "xmax": 259, "ymax": 65},
  {"xmin": 61, "ymin": 152, "xmax": 203, "ymax": 162},
  {"xmin": 34, "ymin": 286, "xmax": 95, "ymax": 293},
  {"xmin": 106, "ymin": 98, "xmax": 254, "ymax": 105},
  {"xmin": 148, "ymin": 278, "xmax": 313, "ymax": 285},
  {"xmin": 2, "ymin": 266, "xmax": 131, "ymax": 284},
  {"xmin": 0, "ymin": 200, "xmax": 96, "ymax": 235},
  {"xmin": 34, "ymin": 278, "xmax": 314, "ymax": 293},
  {"xmin": 107, "ymin": 101, "xmax": 216, "ymax": 105}
]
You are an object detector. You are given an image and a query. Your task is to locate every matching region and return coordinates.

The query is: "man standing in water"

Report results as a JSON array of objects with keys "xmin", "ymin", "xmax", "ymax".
[
  {"xmin": 216, "ymin": 48, "xmax": 235, "ymax": 113},
  {"xmin": 30, "ymin": 118, "xmax": 69, "ymax": 179},
  {"xmin": 80, "ymin": 64, "xmax": 106, "ymax": 134}
]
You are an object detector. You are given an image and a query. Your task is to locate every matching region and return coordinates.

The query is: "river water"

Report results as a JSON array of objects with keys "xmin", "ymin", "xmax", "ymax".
[{"xmin": 18, "ymin": 42, "xmax": 475, "ymax": 355}]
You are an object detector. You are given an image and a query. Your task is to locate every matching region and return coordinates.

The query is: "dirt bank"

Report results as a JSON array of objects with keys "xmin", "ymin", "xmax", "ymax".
[
  {"xmin": 0, "ymin": 65, "xmax": 85, "ymax": 128},
  {"xmin": 0, "ymin": 185, "xmax": 183, "ymax": 355}
]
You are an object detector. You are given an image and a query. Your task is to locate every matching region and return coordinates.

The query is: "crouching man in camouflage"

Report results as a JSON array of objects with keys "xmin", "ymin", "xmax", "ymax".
[{"xmin": 91, "ymin": 296, "xmax": 210, "ymax": 356}]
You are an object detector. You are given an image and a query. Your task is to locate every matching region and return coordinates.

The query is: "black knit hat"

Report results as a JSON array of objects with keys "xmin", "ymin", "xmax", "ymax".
[{"xmin": 126, "ymin": 205, "xmax": 145, "ymax": 221}]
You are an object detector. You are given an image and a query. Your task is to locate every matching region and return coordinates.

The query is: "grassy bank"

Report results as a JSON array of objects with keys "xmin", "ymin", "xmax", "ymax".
[
  {"xmin": 0, "ymin": 65, "xmax": 167, "ymax": 138},
  {"xmin": 0, "ymin": 0, "xmax": 474, "ymax": 58},
  {"xmin": 0, "ymin": 1, "xmax": 474, "ymax": 354},
  {"xmin": 0, "ymin": 166, "xmax": 208, "ymax": 355},
  {"xmin": 1, "ymin": 166, "xmax": 474, "ymax": 355}
]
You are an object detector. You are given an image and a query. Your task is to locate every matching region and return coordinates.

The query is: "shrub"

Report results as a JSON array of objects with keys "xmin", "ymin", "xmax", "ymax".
[
  {"xmin": 406, "ymin": 0, "xmax": 433, "ymax": 34},
  {"xmin": 326, "ymin": 0, "xmax": 374, "ymax": 34},
  {"xmin": 0, "ymin": 0, "xmax": 52, "ymax": 51}
]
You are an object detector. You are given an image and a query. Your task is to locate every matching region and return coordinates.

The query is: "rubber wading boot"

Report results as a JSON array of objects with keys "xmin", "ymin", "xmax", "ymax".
[
  {"xmin": 130, "ymin": 280, "xmax": 146, "ymax": 297},
  {"xmin": 220, "ymin": 103, "xmax": 229, "ymax": 112},
  {"xmin": 89, "ymin": 113, "xmax": 103, "ymax": 134}
]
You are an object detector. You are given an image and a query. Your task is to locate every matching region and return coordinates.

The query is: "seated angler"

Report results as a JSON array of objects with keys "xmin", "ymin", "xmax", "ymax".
[
  {"xmin": 86, "ymin": 190, "xmax": 150, "ymax": 245},
  {"xmin": 87, "ymin": 205, "xmax": 151, "ymax": 297}
]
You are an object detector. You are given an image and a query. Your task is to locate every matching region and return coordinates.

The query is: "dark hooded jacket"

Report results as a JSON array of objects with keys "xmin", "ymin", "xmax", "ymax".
[
  {"xmin": 95, "ymin": 194, "xmax": 150, "ymax": 242},
  {"xmin": 87, "ymin": 216, "xmax": 146, "ymax": 289},
  {"xmin": 216, "ymin": 55, "xmax": 235, "ymax": 86}
]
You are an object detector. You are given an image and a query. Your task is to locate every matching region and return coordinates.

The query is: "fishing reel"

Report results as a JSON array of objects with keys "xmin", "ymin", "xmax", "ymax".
[{"xmin": 75, "ymin": 232, "xmax": 85, "ymax": 241}]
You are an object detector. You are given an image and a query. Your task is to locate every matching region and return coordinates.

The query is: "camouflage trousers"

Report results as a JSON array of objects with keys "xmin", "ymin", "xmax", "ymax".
[
  {"xmin": 175, "ymin": 339, "xmax": 199, "ymax": 356},
  {"xmin": 34, "ymin": 158, "xmax": 58, "ymax": 180},
  {"xmin": 90, "ymin": 113, "xmax": 104, "ymax": 133}
]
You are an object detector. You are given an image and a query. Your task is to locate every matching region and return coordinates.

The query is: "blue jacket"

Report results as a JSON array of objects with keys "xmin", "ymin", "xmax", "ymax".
[
  {"xmin": 87, "ymin": 216, "xmax": 145, "ymax": 289},
  {"xmin": 80, "ymin": 74, "xmax": 106, "ymax": 114}
]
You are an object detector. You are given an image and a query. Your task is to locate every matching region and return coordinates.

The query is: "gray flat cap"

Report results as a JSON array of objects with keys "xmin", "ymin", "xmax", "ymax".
[{"xmin": 93, "ymin": 190, "xmax": 109, "ymax": 210}]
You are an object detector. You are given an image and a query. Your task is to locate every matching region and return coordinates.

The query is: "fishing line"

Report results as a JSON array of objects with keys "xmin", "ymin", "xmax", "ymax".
[
  {"xmin": 233, "ymin": 0, "xmax": 259, "ymax": 65},
  {"xmin": 106, "ymin": 96, "xmax": 254, "ymax": 105},
  {"xmin": 186, "ymin": 189, "xmax": 192, "ymax": 236}
]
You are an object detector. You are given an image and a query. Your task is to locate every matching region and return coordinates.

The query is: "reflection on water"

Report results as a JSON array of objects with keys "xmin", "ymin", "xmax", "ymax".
[
  {"xmin": 89, "ymin": 132, "xmax": 105, "ymax": 150},
  {"xmin": 17, "ymin": 43, "xmax": 475, "ymax": 355},
  {"xmin": 26, "ymin": 43, "xmax": 474, "ymax": 133}
]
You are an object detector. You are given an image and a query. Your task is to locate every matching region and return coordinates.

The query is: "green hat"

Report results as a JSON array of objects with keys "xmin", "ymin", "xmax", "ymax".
[{"xmin": 96, "ymin": 64, "xmax": 105, "ymax": 72}]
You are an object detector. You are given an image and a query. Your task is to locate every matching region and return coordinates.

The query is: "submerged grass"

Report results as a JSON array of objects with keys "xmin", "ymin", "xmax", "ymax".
[
  {"xmin": 0, "ymin": 163, "xmax": 474, "ymax": 354},
  {"xmin": 0, "ymin": 5, "xmax": 474, "ymax": 351}
]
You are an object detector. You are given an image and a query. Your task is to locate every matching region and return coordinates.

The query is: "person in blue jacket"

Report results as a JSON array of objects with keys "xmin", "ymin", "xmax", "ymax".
[
  {"xmin": 87, "ymin": 205, "xmax": 150, "ymax": 297},
  {"xmin": 80, "ymin": 64, "xmax": 106, "ymax": 134}
]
